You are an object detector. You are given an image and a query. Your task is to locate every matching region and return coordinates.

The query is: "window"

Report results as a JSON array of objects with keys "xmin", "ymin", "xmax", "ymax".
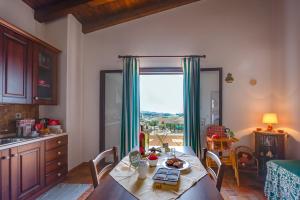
[
  {"xmin": 140, "ymin": 74, "xmax": 184, "ymax": 147},
  {"xmin": 99, "ymin": 68, "xmax": 222, "ymax": 153}
]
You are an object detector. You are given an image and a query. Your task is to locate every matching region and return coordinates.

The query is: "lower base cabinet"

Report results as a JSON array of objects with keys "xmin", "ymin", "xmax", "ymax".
[
  {"xmin": 0, "ymin": 149, "xmax": 11, "ymax": 200},
  {"xmin": 16, "ymin": 142, "xmax": 45, "ymax": 200},
  {"xmin": 0, "ymin": 135, "xmax": 68, "ymax": 200},
  {"xmin": 0, "ymin": 147, "xmax": 17, "ymax": 200}
]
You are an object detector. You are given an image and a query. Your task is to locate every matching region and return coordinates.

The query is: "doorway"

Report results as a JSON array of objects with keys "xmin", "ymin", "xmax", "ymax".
[{"xmin": 99, "ymin": 67, "xmax": 222, "ymax": 152}]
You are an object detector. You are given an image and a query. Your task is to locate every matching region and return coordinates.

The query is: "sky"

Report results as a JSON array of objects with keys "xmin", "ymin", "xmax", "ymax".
[{"xmin": 140, "ymin": 75, "xmax": 183, "ymax": 114}]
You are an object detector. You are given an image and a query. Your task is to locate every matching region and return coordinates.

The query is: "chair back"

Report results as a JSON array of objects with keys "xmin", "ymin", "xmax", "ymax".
[
  {"xmin": 202, "ymin": 148, "xmax": 225, "ymax": 191},
  {"xmin": 235, "ymin": 145, "xmax": 258, "ymax": 170},
  {"xmin": 206, "ymin": 125, "xmax": 227, "ymax": 138},
  {"xmin": 235, "ymin": 145, "xmax": 254, "ymax": 155},
  {"xmin": 89, "ymin": 146, "xmax": 118, "ymax": 188}
]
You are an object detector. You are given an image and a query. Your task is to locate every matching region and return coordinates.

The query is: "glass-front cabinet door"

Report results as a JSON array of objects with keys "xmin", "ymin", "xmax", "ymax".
[{"xmin": 33, "ymin": 44, "xmax": 58, "ymax": 104}]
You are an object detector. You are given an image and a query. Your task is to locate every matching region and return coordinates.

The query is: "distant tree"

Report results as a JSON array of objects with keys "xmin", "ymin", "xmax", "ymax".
[
  {"xmin": 171, "ymin": 124, "xmax": 176, "ymax": 132},
  {"xmin": 159, "ymin": 123, "xmax": 166, "ymax": 130},
  {"xmin": 149, "ymin": 120, "xmax": 158, "ymax": 127}
]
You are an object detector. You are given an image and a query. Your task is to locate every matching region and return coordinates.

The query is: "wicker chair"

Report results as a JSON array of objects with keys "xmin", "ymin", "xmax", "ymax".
[{"xmin": 235, "ymin": 146, "xmax": 258, "ymax": 186}]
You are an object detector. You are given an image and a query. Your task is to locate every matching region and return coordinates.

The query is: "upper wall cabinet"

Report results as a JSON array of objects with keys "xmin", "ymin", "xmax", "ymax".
[
  {"xmin": 0, "ymin": 19, "xmax": 60, "ymax": 105},
  {"xmin": 0, "ymin": 27, "xmax": 32, "ymax": 104},
  {"xmin": 33, "ymin": 44, "xmax": 58, "ymax": 105}
]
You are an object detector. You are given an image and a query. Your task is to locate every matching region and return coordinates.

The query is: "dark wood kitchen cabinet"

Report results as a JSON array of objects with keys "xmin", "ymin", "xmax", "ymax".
[
  {"xmin": 16, "ymin": 142, "xmax": 45, "ymax": 200},
  {"xmin": 0, "ymin": 142, "xmax": 44, "ymax": 200},
  {"xmin": 0, "ymin": 18, "xmax": 60, "ymax": 105},
  {"xmin": 0, "ymin": 149, "xmax": 10, "ymax": 200},
  {"xmin": 0, "ymin": 147, "xmax": 18, "ymax": 200},
  {"xmin": 0, "ymin": 27, "xmax": 32, "ymax": 104},
  {"xmin": 32, "ymin": 44, "xmax": 58, "ymax": 105},
  {"xmin": 0, "ymin": 135, "xmax": 68, "ymax": 200}
]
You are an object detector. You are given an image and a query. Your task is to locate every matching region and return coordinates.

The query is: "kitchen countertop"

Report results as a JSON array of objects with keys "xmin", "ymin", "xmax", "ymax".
[{"xmin": 0, "ymin": 133, "xmax": 67, "ymax": 151}]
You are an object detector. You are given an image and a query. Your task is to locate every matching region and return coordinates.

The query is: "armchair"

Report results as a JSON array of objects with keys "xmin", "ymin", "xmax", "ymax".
[{"xmin": 235, "ymin": 146, "xmax": 259, "ymax": 186}]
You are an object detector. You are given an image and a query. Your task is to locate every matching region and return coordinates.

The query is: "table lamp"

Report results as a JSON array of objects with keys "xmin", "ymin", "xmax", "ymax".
[{"xmin": 262, "ymin": 113, "xmax": 278, "ymax": 131}]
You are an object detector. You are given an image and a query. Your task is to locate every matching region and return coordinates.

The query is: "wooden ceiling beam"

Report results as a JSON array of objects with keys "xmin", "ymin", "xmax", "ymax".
[
  {"xmin": 82, "ymin": 0, "xmax": 200, "ymax": 33},
  {"xmin": 34, "ymin": 0, "xmax": 113, "ymax": 22}
]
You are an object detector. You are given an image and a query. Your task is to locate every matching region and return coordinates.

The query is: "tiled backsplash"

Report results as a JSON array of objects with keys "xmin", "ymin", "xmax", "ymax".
[{"xmin": 0, "ymin": 105, "xmax": 39, "ymax": 137}]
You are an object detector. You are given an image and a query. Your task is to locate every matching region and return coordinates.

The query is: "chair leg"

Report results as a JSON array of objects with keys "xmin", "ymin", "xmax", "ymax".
[
  {"xmin": 234, "ymin": 168, "xmax": 240, "ymax": 187},
  {"xmin": 229, "ymin": 149, "xmax": 239, "ymax": 186}
]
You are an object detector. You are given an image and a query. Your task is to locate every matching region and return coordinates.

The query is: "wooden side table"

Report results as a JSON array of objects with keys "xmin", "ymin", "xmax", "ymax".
[{"xmin": 254, "ymin": 131, "xmax": 288, "ymax": 176}]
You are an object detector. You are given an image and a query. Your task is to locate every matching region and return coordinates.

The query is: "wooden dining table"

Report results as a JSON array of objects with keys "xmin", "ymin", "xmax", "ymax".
[{"xmin": 88, "ymin": 146, "xmax": 223, "ymax": 200}]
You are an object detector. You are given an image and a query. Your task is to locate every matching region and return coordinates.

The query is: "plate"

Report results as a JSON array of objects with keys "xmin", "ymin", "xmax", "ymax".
[{"xmin": 162, "ymin": 158, "xmax": 191, "ymax": 171}]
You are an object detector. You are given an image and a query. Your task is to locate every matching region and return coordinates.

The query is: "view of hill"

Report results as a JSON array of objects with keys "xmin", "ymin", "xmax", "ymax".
[
  {"xmin": 141, "ymin": 111, "xmax": 183, "ymax": 118},
  {"xmin": 140, "ymin": 111, "xmax": 184, "ymax": 134}
]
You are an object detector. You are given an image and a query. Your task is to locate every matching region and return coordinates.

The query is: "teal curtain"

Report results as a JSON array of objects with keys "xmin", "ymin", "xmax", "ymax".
[
  {"xmin": 183, "ymin": 57, "xmax": 201, "ymax": 157},
  {"xmin": 120, "ymin": 57, "xmax": 140, "ymax": 158}
]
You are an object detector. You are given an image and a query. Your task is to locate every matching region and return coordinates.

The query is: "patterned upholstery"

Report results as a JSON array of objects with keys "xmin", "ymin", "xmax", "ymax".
[
  {"xmin": 235, "ymin": 146, "xmax": 258, "ymax": 171},
  {"xmin": 206, "ymin": 125, "xmax": 227, "ymax": 138},
  {"xmin": 206, "ymin": 125, "xmax": 230, "ymax": 151}
]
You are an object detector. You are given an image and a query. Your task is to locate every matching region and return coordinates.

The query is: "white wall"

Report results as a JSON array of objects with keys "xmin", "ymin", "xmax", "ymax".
[
  {"xmin": 271, "ymin": 0, "xmax": 300, "ymax": 159},
  {"xmin": 66, "ymin": 15, "xmax": 84, "ymax": 169},
  {"xmin": 0, "ymin": 0, "xmax": 45, "ymax": 40},
  {"xmin": 82, "ymin": 0, "xmax": 273, "ymax": 161}
]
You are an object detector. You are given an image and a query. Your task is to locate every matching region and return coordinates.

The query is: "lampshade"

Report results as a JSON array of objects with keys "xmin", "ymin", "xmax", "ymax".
[{"xmin": 262, "ymin": 113, "xmax": 278, "ymax": 124}]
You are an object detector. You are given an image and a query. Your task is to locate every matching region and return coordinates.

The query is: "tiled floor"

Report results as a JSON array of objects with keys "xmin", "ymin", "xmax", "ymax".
[{"xmin": 63, "ymin": 163, "xmax": 266, "ymax": 200}]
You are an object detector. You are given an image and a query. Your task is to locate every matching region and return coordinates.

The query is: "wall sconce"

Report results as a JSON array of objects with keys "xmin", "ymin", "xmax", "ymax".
[
  {"xmin": 225, "ymin": 73, "xmax": 234, "ymax": 83},
  {"xmin": 249, "ymin": 79, "xmax": 257, "ymax": 86}
]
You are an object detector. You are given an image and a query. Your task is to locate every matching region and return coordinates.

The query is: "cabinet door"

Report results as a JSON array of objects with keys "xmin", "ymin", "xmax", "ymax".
[
  {"xmin": 0, "ymin": 149, "xmax": 10, "ymax": 200},
  {"xmin": 33, "ymin": 44, "xmax": 58, "ymax": 105},
  {"xmin": 10, "ymin": 147, "xmax": 18, "ymax": 200},
  {"xmin": 17, "ymin": 142, "xmax": 45, "ymax": 200},
  {"xmin": 0, "ymin": 27, "xmax": 32, "ymax": 104}
]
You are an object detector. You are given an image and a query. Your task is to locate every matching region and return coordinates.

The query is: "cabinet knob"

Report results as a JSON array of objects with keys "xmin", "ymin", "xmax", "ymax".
[
  {"xmin": 57, "ymin": 162, "xmax": 61, "ymax": 166},
  {"xmin": 57, "ymin": 140, "xmax": 61, "ymax": 144},
  {"xmin": 34, "ymin": 96, "xmax": 39, "ymax": 100},
  {"xmin": 10, "ymin": 154, "xmax": 17, "ymax": 158},
  {"xmin": 57, "ymin": 151, "xmax": 61, "ymax": 155},
  {"xmin": 1, "ymin": 156, "xmax": 10, "ymax": 160},
  {"xmin": 57, "ymin": 173, "xmax": 61, "ymax": 177}
]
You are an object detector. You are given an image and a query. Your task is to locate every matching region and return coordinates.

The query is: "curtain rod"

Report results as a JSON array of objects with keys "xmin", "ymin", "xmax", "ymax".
[{"xmin": 118, "ymin": 55, "xmax": 206, "ymax": 59}]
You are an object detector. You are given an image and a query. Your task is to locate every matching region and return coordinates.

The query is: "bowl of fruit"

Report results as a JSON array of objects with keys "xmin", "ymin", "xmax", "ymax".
[{"xmin": 148, "ymin": 153, "xmax": 158, "ymax": 167}]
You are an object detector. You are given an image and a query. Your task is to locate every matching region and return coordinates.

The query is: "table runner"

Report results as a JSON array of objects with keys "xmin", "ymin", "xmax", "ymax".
[
  {"xmin": 109, "ymin": 151, "xmax": 207, "ymax": 200},
  {"xmin": 264, "ymin": 160, "xmax": 300, "ymax": 200}
]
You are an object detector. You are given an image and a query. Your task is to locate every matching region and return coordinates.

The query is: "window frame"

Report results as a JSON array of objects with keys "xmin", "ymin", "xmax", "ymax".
[{"xmin": 99, "ymin": 67, "xmax": 223, "ymax": 152}]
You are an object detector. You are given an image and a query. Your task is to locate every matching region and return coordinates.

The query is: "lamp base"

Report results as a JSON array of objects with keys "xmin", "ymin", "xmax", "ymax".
[{"xmin": 267, "ymin": 124, "xmax": 273, "ymax": 131}]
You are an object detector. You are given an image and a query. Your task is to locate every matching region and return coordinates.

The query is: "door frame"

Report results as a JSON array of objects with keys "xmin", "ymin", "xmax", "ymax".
[{"xmin": 99, "ymin": 67, "xmax": 223, "ymax": 153}]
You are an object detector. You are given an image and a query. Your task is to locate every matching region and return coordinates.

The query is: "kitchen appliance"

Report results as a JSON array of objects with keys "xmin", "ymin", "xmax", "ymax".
[{"xmin": 16, "ymin": 119, "xmax": 35, "ymax": 137}]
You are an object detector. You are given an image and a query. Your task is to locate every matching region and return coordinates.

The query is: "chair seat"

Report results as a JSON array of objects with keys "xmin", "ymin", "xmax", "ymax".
[{"xmin": 238, "ymin": 165, "xmax": 258, "ymax": 171}]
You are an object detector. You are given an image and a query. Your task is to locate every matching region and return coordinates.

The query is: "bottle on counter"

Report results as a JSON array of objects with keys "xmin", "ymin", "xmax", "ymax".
[{"xmin": 139, "ymin": 125, "xmax": 145, "ymax": 156}]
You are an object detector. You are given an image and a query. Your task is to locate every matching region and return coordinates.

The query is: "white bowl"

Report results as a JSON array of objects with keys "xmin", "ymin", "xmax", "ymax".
[{"xmin": 148, "ymin": 159, "xmax": 158, "ymax": 167}]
